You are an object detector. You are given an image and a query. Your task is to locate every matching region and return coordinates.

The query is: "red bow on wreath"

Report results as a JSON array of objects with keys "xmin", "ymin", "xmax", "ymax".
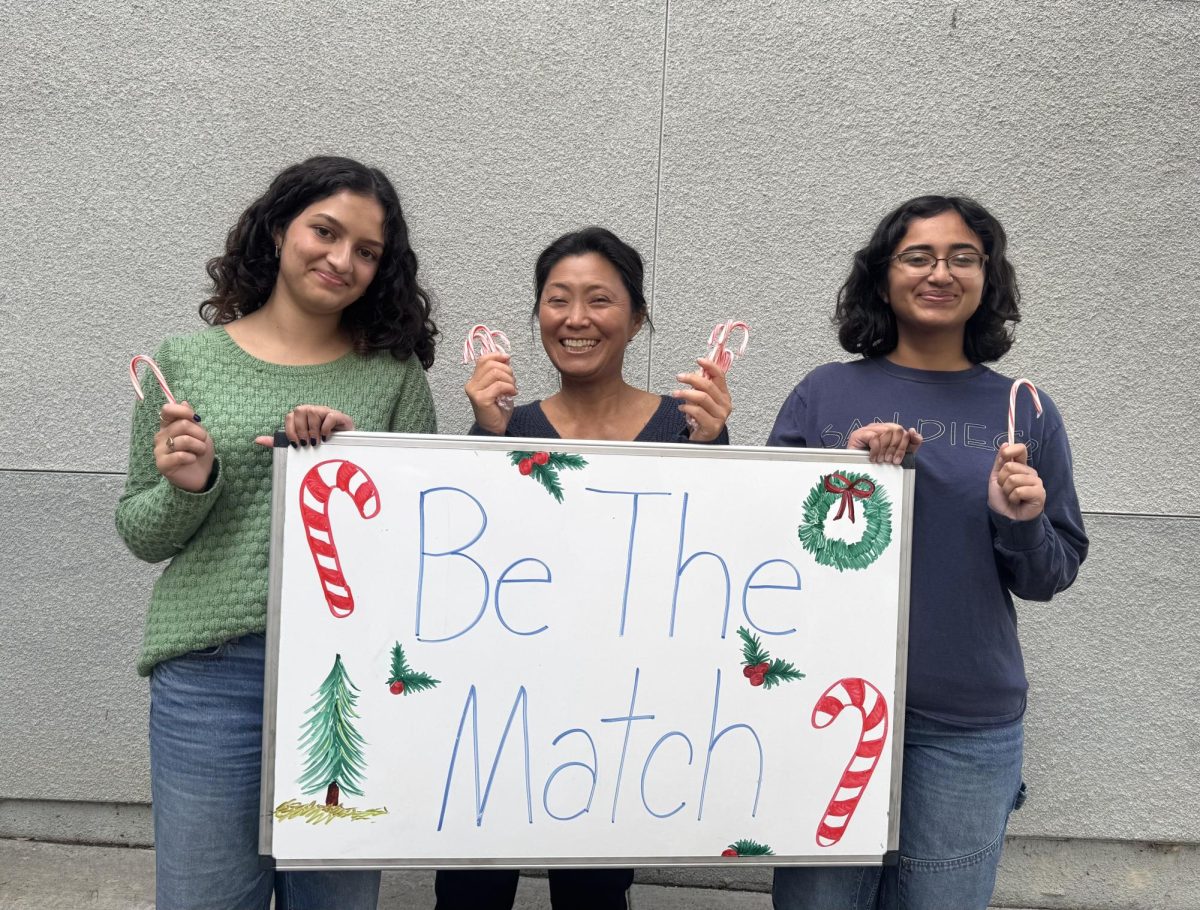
[{"xmin": 823, "ymin": 473, "xmax": 876, "ymax": 523}]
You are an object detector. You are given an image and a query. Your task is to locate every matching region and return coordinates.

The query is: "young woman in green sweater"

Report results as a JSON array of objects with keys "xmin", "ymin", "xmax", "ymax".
[{"xmin": 116, "ymin": 156, "xmax": 437, "ymax": 909}]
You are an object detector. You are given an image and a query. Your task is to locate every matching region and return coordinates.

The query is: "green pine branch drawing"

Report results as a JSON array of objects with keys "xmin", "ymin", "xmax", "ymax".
[
  {"xmin": 736, "ymin": 626, "xmax": 805, "ymax": 690},
  {"xmin": 738, "ymin": 626, "xmax": 770, "ymax": 665},
  {"xmin": 387, "ymin": 642, "xmax": 440, "ymax": 695},
  {"xmin": 509, "ymin": 450, "xmax": 587, "ymax": 502},
  {"xmin": 726, "ymin": 838, "xmax": 774, "ymax": 856},
  {"xmin": 298, "ymin": 654, "xmax": 367, "ymax": 805}
]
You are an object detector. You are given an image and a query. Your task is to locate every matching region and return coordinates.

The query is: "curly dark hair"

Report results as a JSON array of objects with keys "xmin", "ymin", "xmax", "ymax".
[
  {"xmin": 834, "ymin": 195, "xmax": 1020, "ymax": 363},
  {"xmin": 532, "ymin": 226, "xmax": 651, "ymax": 328},
  {"xmin": 201, "ymin": 156, "xmax": 437, "ymax": 369}
]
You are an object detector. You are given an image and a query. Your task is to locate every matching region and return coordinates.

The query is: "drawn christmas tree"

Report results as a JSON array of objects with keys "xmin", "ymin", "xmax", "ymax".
[
  {"xmin": 508, "ymin": 450, "xmax": 587, "ymax": 502},
  {"xmin": 298, "ymin": 653, "xmax": 368, "ymax": 807},
  {"xmin": 737, "ymin": 626, "xmax": 805, "ymax": 690}
]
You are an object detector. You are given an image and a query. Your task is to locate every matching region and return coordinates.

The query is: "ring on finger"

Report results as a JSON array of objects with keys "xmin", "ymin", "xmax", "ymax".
[{"xmin": 167, "ymin": 436, "xmax": 175, "ymax": 452}]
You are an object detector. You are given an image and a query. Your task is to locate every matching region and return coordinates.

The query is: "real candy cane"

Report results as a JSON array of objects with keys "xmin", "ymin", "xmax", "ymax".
[
  {"xmin": 129, "ymin": 354, "xmax": 202, "ymax": 421},
  {"xmin": 1007, "ymin": 377, "xmax": 1043, "ymax": 446},
  {"xmin": 300, "ymin": 460, "xmax": 380, "ymax": 618},
  {"xmin": 463, "ymin": 323, "xmax": 514, "ymax": 413},
  {"xmin": 684, "ymin": 320, "xmax": 749, "ymax": 433},
  {"xmin": 812, "ymin": 677, "xmax": 888, "ymax": 847}
]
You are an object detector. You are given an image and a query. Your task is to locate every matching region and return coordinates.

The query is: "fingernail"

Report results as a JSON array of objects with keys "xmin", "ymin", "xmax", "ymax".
[
  {"xmin": 321, "ymin": 435, "xmax": 329, "ymax": 442},
  {"xmin": 290, "ymin": 442, "xmax": 298, "ymax": 449},
  {"xmin": 299, "ymin": 439, "xmax": 307, "ymax": 447},
  {"xmin": 192, "ymin": 414, "xmax": 202, "ymax": 423},
  {"xmin": 309, "ymin": 437, "xmax": 318, "ymax": 446}
]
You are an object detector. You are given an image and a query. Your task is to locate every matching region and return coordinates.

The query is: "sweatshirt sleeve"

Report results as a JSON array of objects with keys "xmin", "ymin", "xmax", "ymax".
[
  {"xmin": 114, "ymin": 344, "xmax": 225, "ymax": 563},
  {"xmin": 766, "ymin": 382, "xmax": 809, "ymax": 447},
  {"xmin": 989, "ymin": 406, "xmax": 1088, "ymax": 601}
]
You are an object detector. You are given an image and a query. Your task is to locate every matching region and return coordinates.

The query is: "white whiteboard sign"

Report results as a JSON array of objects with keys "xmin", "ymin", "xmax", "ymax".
[{"xmin": 260, "ymin": 433, "xmax": 913, "ymax": 869}]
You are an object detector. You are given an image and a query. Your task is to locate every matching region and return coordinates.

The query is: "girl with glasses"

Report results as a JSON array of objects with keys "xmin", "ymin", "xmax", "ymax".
[{"xmin": 768, "ymin": 195, "xmax": 1088, "ymax": 909}]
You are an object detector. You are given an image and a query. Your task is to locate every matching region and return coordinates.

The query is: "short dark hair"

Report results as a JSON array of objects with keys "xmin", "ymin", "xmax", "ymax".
[
  {"xmin": 834, "ymin": 195, "xmax": 1020, "ymax": 363},
  {"xmin": 201, "ymin": 156, "xmax": 437, "ymax": 368},
  {"xmin": 533, "ymin": 227, "xmax": 649, "ymax": 324}
]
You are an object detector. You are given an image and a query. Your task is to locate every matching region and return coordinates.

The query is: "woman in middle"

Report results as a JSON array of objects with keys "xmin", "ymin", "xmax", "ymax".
[{"xmin": 436, "ymin": 226, "xmax": 733, "ymax": 910}]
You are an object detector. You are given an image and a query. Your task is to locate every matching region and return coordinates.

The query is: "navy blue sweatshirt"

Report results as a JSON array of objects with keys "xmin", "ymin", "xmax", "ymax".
[{"xmin": 768, "ymin": 358, "xmax": 1088, "ymax": 726}]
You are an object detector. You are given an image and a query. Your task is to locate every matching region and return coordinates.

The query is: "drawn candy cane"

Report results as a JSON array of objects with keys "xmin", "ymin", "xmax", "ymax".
[
  {"xmin": 300, "ymin": 460, "xmax": 380, "ymax": 618},
  {"xmin": 812, "ymin": 677, "xmax": 888, "ymax": 847},
  {"xmin": 462, "ymin": 323, "xmax": 514, "ymax": 412},
  {"xmin": 1007, "ymin": 377, "xmax": 1043, "ymax": 446},
  {"xmin": 129, "ymin": 355, "xmax": 178, "ymax": 404},
  {"xmin": 685, "ymin": 320, "xmax": 750, "ymax": 432}
]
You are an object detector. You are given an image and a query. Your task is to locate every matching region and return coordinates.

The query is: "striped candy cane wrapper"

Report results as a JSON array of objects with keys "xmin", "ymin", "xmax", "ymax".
[
  {"xmin": 811, "ymin": 677, "xmax": 889, "ymax": 847},
  {"xmin": 685, "ymin": 320, "xmax": 749, "ymax": 433},
  {"xmin": 1007, "ymin": 377, "xmax": 1043, "ymax": 447},
  {"xmin": 300, "ymin": 460, "xmax": 381, "ymax": 618},
  {"xmin": 463, "ymin": 323, "xmax": 514, "ymax": 413}
]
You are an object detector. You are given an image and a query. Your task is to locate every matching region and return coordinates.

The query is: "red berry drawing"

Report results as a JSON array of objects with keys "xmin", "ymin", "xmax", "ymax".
[
  {"xmin": 736, "ymin": 627, "xmax": 805, "ymax": 690},
  {"xmin": 389, "ymin": 680, "xmax": 404, "ymax": 695},
  {"xmin": 508, "ymin": 450, "xmax": 588, "ymax": 502},
  {"xmin": 721, "ymin": 839, "xmax": 773, "ymax": 857}
]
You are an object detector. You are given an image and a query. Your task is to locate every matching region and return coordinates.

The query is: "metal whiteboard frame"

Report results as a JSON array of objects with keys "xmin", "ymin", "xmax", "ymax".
[{"xmin": 259, "ymin": 432, "xmax": 914, "ymax": 870}]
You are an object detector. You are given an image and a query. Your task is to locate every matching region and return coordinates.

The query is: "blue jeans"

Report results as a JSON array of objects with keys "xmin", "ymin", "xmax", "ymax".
[
  {"xmin": 773, "ymin": 710, "xmax": 1024, "ymax": 910},
  {"xmin": 150, "ymin": 634, "xmax": 380, "ymax": 910}
]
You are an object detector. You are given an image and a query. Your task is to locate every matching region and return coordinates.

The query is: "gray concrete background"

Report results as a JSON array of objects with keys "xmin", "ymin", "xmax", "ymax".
[{"xmin": 2, "ymin": 1, "xmax": 1198, "ymax": 907}]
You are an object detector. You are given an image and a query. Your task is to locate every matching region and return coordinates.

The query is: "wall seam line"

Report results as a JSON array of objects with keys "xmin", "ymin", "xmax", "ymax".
[
  {"xmin": 645, "ymin": 0, "xmax": 670, "ymax": 390},
  {"xmin": 4, "ymin": 467, "xmax": 1200, "ymax": 522}
]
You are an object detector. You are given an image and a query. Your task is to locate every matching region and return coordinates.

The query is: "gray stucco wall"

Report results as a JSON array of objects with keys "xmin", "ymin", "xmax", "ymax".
[{"xmin": 2, "ymin": 1, "xmax": 1197, "ymax": 906}]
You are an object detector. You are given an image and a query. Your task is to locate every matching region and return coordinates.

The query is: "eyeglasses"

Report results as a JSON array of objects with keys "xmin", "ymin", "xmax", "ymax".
[{"xmin": 890, "ymin": 250, "xmax": 988, "ymax": 276}]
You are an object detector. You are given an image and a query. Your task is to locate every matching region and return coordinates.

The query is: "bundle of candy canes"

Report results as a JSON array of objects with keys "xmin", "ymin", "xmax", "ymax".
[
  {"xmin": 462, "ymin": 323, "xmax": 514, "ymax": 413},
  {"xmin": 685, "ymin": 320, "xmax": 749, "ymax": 432}
]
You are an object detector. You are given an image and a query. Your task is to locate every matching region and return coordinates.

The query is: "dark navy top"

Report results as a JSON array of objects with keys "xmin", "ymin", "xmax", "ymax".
[
  {"xmin": 470, "ymin": 395, "xmax": 730, "ymax": 445},
  {"xmin": 768, "ymin": 358, "xmax": 1088, "ymax": 726}
]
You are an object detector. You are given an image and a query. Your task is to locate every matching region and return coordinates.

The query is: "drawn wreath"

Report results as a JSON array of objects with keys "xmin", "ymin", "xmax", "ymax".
[{"xmin": 797, "ymin": 471, "xmax": 892, "ymax": 572}]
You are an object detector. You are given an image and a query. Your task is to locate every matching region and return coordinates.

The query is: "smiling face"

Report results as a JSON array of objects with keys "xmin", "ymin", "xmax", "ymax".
[
  {"xmin": 538, "ymin": 252, "xmax": 643, "ymax": 384},
  {"xmin": 884, "ymin": 210, "xmax": 986, "ymax": 340},
  {"xmin": 273, "ymin": 190, "xmax": 386, "ymax": 317}
]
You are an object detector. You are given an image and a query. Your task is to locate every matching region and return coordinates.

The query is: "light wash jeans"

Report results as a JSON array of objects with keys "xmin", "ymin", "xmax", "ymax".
[
  {"xmin": 773, "ymin": 710, "xmax": 1025, "ymax": 910},
  {"xmin": 150, "ymin": 634, "xmax": 380, "ymax": 910}
]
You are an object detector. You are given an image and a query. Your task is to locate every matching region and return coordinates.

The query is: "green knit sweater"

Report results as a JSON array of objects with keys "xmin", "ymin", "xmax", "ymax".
[{"xmin": 117, "ymin": 327, "xmax": 436, "ymax": 676}]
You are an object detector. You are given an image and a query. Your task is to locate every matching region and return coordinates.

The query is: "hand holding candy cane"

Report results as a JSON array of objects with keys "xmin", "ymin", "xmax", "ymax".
[
  {"xmin": 130, "ymin": 355, "xmax": 214, "ymax": 493},
  {"xmin": 989, "ymin": 378, "xmax": 1046, "ymax": 521},
  {"xmin": 463, "ymin": 324, "xmax": 518, "ymax": 435},
  {"xmin": 674, "ymin": 320, "xmax": 746, "ymax": 442}
]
